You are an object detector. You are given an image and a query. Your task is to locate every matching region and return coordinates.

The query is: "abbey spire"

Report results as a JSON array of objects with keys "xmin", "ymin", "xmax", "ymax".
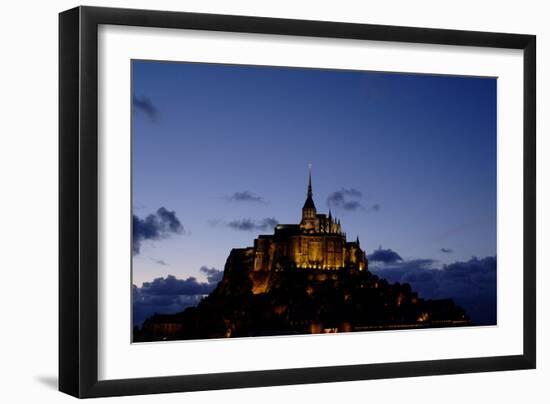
[
  {"xmin": 302, "ymin": 164, "xmax": 316, "ymax": 211},
  {"xmin": 301, "ymin": 164, "xmax": 317, "ymax": 231},
  {"xmin": 302, "ymin": 164, "xmax": 317, "ymax": 213},
  {"xmin": 307, "ymin": 163, "xmax": 313, "ymax": 198}
]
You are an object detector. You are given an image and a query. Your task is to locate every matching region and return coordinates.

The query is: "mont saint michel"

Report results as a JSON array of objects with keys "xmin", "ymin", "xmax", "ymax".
[{"xmin": 134, "ymin": 170, "xmax": 470, "ymax": 342}]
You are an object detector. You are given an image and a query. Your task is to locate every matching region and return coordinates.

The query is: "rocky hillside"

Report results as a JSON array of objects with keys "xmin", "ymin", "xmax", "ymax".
[{"xmin": 134, "ymin": 249, "xmax": 470, "ymax": 342}]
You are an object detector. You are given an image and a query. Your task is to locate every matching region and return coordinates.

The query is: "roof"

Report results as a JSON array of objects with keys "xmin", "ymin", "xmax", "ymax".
[
  {"xmin": 302, "ymin": 195, "xmax": 316, "ymax": 210},
  {"xmin": 274, "ymin": 224, "xmax": 301, "ymax": 236}
]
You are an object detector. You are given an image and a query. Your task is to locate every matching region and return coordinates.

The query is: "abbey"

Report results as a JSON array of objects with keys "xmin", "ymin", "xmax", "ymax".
[
  {"xmin": 243, "ymin": 168, "xmax": 367, "ymax": 293},
  {"xmin": 136, "ymin": 169, "xmax": 471, "ymax": 342}
]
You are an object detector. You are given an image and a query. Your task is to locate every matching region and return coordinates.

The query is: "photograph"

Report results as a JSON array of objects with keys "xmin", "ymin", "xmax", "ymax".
[
  {"xmin": 131, "ymin": 60, "xmax": 497, "ymax": 342},
  {"xmin": 0, "ymin": 1, "xmax": 542, "ymax": 401}
]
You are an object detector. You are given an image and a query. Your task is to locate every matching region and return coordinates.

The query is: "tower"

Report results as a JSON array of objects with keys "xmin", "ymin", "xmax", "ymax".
[{"xmin": 300, "ymin": 164, "xmax": 317, "ymax": 232}]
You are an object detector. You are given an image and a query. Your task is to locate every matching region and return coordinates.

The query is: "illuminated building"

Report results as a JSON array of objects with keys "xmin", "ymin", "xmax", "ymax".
[{"xmin": 238, "ymin": 167, "xmax": 367, "ymax": 293}]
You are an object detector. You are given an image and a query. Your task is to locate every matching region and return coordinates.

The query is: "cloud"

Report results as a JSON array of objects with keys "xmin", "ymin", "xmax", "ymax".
[
  {"xmin": 327, "ymin": 188, "xmax": 380, "ymax": 212},
  {"xmin": 151, "ymin": 258, "xmax": 168, "ymax": 266},
  {"xmin": 133, "ymin": 95, "xmax": 158, "ymax": 121},
  {"xmin": 327, "ymin": 188, "xmax": 363, "ymax": 211},
  {"xmin": 133, "ymin": 268, "xmax": 223, "ymax": 326},
  {"xmin": 368, "ymin": 247, "xmax": 403, "ymax": 263},
  {"xmin": 133, "ymin": 207, "xmax": 184, "ymax": 255},
  {"xmin": 440, "ymin": 248, "xmax": 453, "ymax": 253},
  {"xmin": 139, "ymin": 274, "xmax": 213, "ymax": 295},
  {"xmin": 370, "ymin": 253, "xmax": 497, "ymax": 325},
  {"xmin": 225, "ymin": 191, "xmax": 266, "ymax": 204},
  {"xmin": 211, "ymin": 217, "xmax": 279, "ymax": 232},
  {"xmin": 133, "ymin": 285, "xmax": 202, "ymax": 329},
  {"xmin": 227, "ymin": 218, "xmax": 279, "ymax": 231},
  {"xmin": 200, "ymin": 266, "xmax": 224, "ymax": 284}
]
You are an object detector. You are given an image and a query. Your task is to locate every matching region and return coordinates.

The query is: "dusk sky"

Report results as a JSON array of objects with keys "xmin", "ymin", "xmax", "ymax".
[{"xmin": 132, "ymin": 60, "xmax": 497, "ymax": 325}]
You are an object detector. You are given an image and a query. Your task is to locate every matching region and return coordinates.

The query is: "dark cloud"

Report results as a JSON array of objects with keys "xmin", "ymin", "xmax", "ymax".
[
  {"xmin": 133, "ymin": 285, "xmax": 202, "ymax": 328},
  {"xmin": 226, "ymin": 219, "xmax": 256, "ymax": 231},
  {"xmin": 133, "ymin": 268, "xmax": 223, "ymax": 326},
  {"xmin": 340, "ymin": 188, "xmax": 362, "ymax": 198},
  {"xmin": 200, "ymin": 266, "xmax": 224, "ymax": 284},
  {"xmin": 217, "ymin": 217, "xmax": 279, "ymax": 232},
  {"xmin": 327, "ymin": 188, "xmax": 380, "ymax": 212},
  {"xmin": 225, "ymin": 191, "xmax": 266, "ymax": 204},
  {"xmin": 440, "ymin": 248, "xmax": 453, "ymax": 253},
  {"xmin": 139, "ymin": 274, "xmax": 213, "ymax": 295},
  {"xmin": 343, "ymin": 201, "xmax": 362, "ymax": 211},
  {"xmin": 327, "ymin": 188, "xmax": 363, "ymax": 211},
  {"xmin": 133, "ymin": 207, "xmax": 184, "ymax": 255},
  {"xmin": 151, "ymin": 258, "xmax": 168, "ymax": 266},
  {"xmin": 133, "ymin": 95, "xmax": 159, "ymax": 121},
  {"xmin": 371, "ymin": 254, "xmax": 497, "ymax": 325},
  {"xmin": 368, "ymin": 247, "xmax": 403, "ymax": 263}
]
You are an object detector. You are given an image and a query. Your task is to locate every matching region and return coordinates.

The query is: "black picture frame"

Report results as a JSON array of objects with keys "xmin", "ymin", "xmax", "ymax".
[{"xmin": 59, "ymin": 5, "xmax": 536, "ymax": 398}]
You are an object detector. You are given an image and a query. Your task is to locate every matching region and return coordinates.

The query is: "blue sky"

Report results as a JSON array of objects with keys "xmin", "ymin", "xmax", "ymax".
[{"xmin": 131, "ymin": 60, "xmax": 496, "ymax": 324}]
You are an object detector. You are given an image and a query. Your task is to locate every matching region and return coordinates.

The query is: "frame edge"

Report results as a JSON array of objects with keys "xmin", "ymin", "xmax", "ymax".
[
  {"xmin": 522, "ymin": 34, "xmax": 536, "ymax": 369},
  {"xmin": 59, "ymin": 6, "xmax": 81, "ymax": 398}
]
